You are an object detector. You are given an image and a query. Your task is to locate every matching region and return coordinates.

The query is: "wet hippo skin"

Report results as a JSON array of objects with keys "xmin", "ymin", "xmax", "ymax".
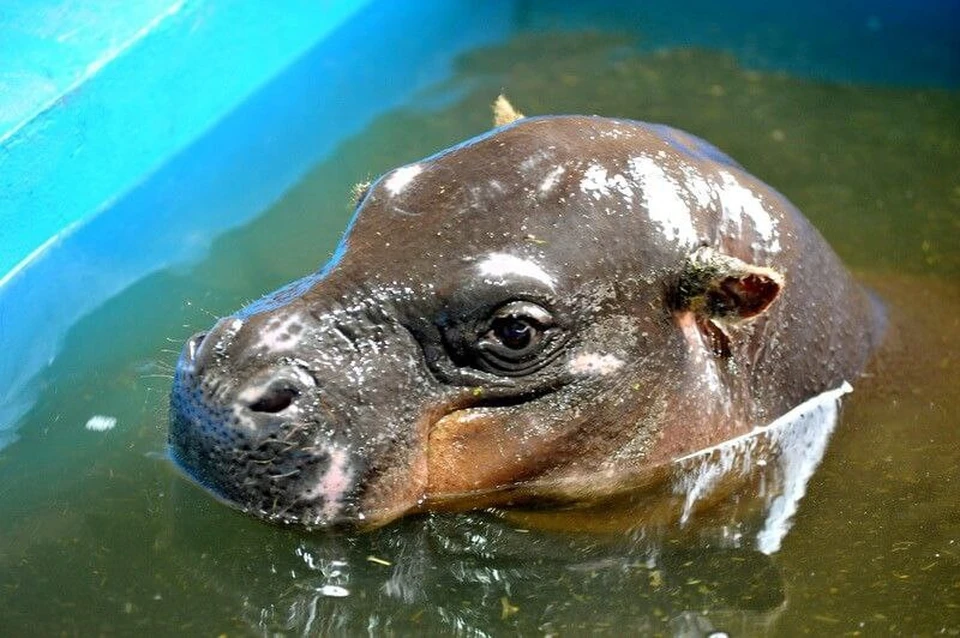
[{"xmin": 169, "ymin": 108, "xmax": 882, "ymax": 529}]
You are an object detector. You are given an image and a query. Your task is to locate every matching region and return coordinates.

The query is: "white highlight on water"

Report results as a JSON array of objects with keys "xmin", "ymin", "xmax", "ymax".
[
  {"xmin": 85, "ymin": 415, "xmax": 117, "ymax": 432},
  {"xmin": 317, "ymin": 585, "xmax": 350, "ymax": 598}
]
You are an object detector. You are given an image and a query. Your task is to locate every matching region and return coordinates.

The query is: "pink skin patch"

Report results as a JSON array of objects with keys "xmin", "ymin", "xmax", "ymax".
[
  {"xmin": 301, "ymin": 447, "xmax": 354, "ymax": 521},
  {"xmin": 676, "ymin": 313, "xmax": 723, "ymax": 396},
  {"xmin": 567, "ymin": 352, "xmax": 625, "ymax": 375}
]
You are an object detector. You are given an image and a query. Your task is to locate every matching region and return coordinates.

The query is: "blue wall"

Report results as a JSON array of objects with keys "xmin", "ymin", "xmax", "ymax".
[{"xmin": 0, "ymin": 0, "xmax": 373, "ymax": 282}]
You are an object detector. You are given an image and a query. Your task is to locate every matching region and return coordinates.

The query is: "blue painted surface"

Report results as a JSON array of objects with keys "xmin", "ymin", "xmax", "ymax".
[
  {"xmin": 0, "ymin": 0, "xmax": 372, "ymax": 281},
  {"xmin": 0, "ymin": 0, "xmax": 178, "ymax": 132},
  {"xmin": 0, "ymin": 0, "xmax": 957, "ymax": 440}
]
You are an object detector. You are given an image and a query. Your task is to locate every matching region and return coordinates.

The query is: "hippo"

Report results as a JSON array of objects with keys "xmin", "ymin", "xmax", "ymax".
[{"xmin": 169, "ymin": 100, "xmax": 882, "ymax": 529}]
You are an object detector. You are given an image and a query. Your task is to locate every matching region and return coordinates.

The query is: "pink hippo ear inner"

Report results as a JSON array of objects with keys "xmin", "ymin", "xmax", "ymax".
[{"xmin": 673, "ymin": 247, "xmax": 785, "ymax": 357}]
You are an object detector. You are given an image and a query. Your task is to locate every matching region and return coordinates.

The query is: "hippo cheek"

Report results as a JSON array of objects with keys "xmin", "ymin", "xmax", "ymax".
[
  {"xmin": 423, "ymin": 407, "xmax": 574, "ymax": 507},
  {"xmin": 348, "ymin": 410, "xmax": 439, "ymax": 527}
]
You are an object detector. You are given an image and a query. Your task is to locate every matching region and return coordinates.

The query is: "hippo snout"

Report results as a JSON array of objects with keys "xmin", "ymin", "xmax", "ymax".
[
  {"xmin": 177, "ymin": 321, "xmax": 316, "ymax": 426},
  {"xmin": 168, "ymin": 298, "xmax": 443, "ymax": 528},
  {"xmin": 169, "ymin": 321, "xmax": 363, "ymax": 526}
]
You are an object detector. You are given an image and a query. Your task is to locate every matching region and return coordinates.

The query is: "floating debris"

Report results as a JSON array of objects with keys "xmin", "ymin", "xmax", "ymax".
[
  {"xmin": 500, "ymin": 596, "xmax": 519, "ymax": 620},
  {"xmin": 85, "ymin": 415, "xmax": 117, "ymax": 432},
  {"xmin": 366, "ymin": 555, "xmax": 392, "ymax": 567}
]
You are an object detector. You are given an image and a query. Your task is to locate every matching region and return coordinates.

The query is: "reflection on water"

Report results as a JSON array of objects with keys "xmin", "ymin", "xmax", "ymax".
[
  {"xmin": 0, "ymin": 31, "xmax": 957, "ymax": 636},
  {"xmin": 157, "ymin": 499, "xmax": 790, "ymax": 635}
]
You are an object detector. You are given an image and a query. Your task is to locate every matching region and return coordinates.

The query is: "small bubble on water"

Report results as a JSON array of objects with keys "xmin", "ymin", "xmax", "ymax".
[{"xmin": 317, "ymin": 584, "xmax": 349, "ymax": 598}]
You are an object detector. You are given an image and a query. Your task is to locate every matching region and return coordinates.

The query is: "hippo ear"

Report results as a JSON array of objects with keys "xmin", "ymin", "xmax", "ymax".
[
  {"xmin": 674, "ymin": 247, "xmax": 784, "ymax": 322},
  {"xmin": 492, "ymin": 94, "xmax": 524, "ymax": 127},
  {"xmin": 673, "ymin": 247, "xmax": 783, "ymax": 357}
]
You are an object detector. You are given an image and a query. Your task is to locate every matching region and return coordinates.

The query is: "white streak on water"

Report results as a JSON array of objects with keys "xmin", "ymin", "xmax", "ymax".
[
  {"xmin": 317, "ymin": 585, "xmax": 350, "ymax": 598},
  {"xmin": 755, "ymin": 383, "xmax": 850, "ymax": 553},
  {"xmin": 672, "ymin": 382, "xmax": 852, "ymax": 554}
]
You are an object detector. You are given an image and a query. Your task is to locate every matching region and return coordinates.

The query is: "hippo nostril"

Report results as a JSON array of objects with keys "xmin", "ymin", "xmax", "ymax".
[{"xmin": 248, "ymin": 385, "xmax": 299, "ymax": 414}]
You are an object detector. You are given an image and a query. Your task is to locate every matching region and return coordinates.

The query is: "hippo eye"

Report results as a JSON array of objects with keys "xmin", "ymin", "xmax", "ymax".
[
  {"xmin": 492, "ymin": 316, "xmax": 534, "ymax": 350},
  {"xmin": 476, "ymin": 301, "xmax": 558, "ymax": 374}
]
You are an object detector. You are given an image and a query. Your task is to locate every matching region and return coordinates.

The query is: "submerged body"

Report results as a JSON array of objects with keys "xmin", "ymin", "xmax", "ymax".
[{"xmin": 169, "ymin": 113, "xmax": 881, "ymax": 528}]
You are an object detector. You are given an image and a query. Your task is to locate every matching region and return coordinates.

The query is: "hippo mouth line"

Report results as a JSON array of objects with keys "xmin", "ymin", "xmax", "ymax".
[{"xmin": 168, "ymin": 438, "xmax": 360, "ymax": 527}]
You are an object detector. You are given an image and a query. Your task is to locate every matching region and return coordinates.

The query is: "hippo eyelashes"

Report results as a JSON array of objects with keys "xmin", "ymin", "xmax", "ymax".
[{"xmin": 475, "ymin": 301, "xmax": 561, "ymax": 374}]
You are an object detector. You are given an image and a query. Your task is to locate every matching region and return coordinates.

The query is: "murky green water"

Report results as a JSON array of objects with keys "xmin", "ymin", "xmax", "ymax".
[{"xmin": 1, "ymin": 32, "xmax": 958, "ymax": 635}]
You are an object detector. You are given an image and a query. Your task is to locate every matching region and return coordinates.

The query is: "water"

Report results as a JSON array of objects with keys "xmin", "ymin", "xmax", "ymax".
[{"xmin": 1, "ymin": 31, "xmax": 958, "ymax": 635}]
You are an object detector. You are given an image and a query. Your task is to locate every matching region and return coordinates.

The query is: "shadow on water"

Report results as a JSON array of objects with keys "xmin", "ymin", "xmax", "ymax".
[{"xmin": 0, "ymin": 32, "xmax": 957, "ymax": 635}]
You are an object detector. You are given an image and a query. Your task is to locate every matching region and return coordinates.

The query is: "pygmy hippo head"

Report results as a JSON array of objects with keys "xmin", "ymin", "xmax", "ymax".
[{"xmin": 169, "ymin": 110, "xmax": 802, "ymax": 529}]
